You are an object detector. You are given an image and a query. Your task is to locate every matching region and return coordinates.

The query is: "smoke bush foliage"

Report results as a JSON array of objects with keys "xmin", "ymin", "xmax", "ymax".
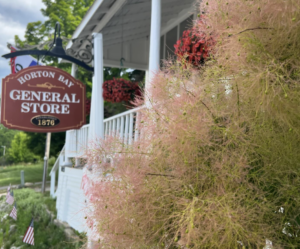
[{"xmin": 83, "ymin": 0, "xmax": 300, "ymax": 248}]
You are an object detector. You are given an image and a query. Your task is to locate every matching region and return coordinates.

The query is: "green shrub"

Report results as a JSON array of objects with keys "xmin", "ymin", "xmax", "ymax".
[
  {"xmin": 6, "ymin": 132, "xmax": 40, "ymax": 164},
  {"xmin": 0, "ymin": 189, "xmax": 85, "ymax": 248},
  {"xmin": 48, "ymin": 156, "xmax": 56, "ymax": 168}
]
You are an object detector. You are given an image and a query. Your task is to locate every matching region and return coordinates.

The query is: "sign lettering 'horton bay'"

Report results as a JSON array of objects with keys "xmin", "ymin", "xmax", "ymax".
[{"xmin": 1, "ymin": 66, "xmax": 86, "ymax": 132}]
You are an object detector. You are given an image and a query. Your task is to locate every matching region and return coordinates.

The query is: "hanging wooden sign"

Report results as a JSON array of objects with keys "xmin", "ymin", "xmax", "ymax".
[{"xmin": 1, "ymin": 66, "xmax": 86, "ymax": 133}]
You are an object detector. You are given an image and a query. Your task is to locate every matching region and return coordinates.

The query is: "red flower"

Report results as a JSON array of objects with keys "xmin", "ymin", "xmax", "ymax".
[
  {"xmin": 174, "ymin": 25, "xmax": 215, "ymax": 67},
  {"xmin": 103, "ymin": 78, "xmax": 141, "ymax": 103}
]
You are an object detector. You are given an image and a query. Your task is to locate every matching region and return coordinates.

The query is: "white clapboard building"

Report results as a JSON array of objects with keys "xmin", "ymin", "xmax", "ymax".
[{"xmin": 49, "ymin": 0, "xmax": 197, "ymax": 240}]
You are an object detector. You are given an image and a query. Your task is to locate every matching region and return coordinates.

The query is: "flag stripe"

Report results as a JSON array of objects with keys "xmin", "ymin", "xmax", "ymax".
[
  {"xmin": 25, "ymin": 227, "xmax": 32, "ymax": 241},
  {"xmin": 23, "ymin": 227, "xmax": 32, "ymax": 242},
  {"xmin": 23, "ymin": 219, "xmax": 34, "ymax": 245},
  {"xmin": 27, "ymin": 230, "xmax": 33, "ymax": 244},
  {"xmin": 9, "ymin": 206, "xmax": 17, "ymax": 220},
  {"xmin": 23, "ymin": 227, "xmax": 34, "ymax": 245},
  {"xmin": 23, "ymin": 227, "xmax": 30, "ymax": 242},
  {"xmin": 6, "ymin": 195, "xmax": 14, "ymax": 205},
  {"xmin": 24, "ymin": 230, "xmax": 33, "ymax": 244},
  {"xmin": 29, "ymin": 231, "xmax": 34, "ymax": 245},
  {"xmin": 30, "ymin": 234, "xmax": 34, "ymax": 245}
]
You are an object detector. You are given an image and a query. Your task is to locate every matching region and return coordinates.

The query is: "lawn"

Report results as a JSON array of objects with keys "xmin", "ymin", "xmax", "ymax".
[
  {"xmin": 0, "ymin": 189, "xmax": 85, "ymax": 248},
  {"xmin": 0, "ymin": 164, "xmax": 51, "ymax": 188}
]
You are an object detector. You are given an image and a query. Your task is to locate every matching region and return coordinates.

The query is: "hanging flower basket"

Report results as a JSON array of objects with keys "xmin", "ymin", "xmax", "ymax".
[
  {"xmin": 174, "ymin": 24, "xmax": 215, "ymax": 67},
  {"xmin": 103, "ymin": 78, "xmax": 141, "ymax": 103}
]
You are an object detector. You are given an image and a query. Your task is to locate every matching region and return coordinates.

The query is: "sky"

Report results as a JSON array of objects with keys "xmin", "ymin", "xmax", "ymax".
[{"xmin": 0, "ymin": 0, "xmax": 46, "ymax": 80}]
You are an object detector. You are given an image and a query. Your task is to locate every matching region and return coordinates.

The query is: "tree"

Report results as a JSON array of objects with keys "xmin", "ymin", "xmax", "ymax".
[
  {"xmin": 0, "ymin": 125, "xmax": 19, "ymax": 165},
  {"xmin": 7, "ymin": 132, "xmax": 39, "ymax": 164},
  {"xmin": 0, "ymin": 125, "xmax": 18, "ymax": 153},
  {"xmin": 14, "ymin": 0, "xmax": 95, "ymax": 158}
]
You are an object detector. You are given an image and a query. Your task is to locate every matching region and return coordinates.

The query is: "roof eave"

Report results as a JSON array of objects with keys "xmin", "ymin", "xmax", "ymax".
[{"xmin": 67, "ymin": 0, "xmax": 105, "ymax": 49}]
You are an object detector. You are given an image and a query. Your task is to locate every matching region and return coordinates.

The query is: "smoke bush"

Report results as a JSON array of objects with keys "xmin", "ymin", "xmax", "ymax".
[{"xmin": 83, "ymin": 0, "xmax": 300, "ymax": 248}]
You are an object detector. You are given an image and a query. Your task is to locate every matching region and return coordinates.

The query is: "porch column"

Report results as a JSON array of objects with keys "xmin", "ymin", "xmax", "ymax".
[
  {"xmin": 89, "ymin": 33, "xmax": 104, "ymax": 142},
  {"xmin": 71, "ymin": 63, "xmax": 78, "ymax": 78},
  {"xmin": 72, "ymin": 61, "xmax": 81, "ymax": 167},
  {"xmin": 63, "ymin": 63, "xmax": 78, "ymax": 166},
  {"xmin": 147, "ymin": 0, "xmax": 161, "ymax": 91}
]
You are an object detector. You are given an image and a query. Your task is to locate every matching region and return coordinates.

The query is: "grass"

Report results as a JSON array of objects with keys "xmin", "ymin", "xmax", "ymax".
[
  {"xmin": 0, "ymin": 164, "xmax": 51, "ymax": 188},
  {"xmin": 0, "ymin": 189, "xmax": 85, "ymax": 249}
]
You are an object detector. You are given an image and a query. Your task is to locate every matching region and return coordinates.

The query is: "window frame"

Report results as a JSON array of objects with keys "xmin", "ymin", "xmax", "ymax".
[{"xmin": 160, "ymin": 11, "xmax": 197, "ymax": 60}]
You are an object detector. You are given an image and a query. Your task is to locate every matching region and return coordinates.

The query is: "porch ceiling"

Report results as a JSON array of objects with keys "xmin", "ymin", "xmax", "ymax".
[{"xmin": 69, "ymin": 0, "xmax": 196, "ymax": 49}]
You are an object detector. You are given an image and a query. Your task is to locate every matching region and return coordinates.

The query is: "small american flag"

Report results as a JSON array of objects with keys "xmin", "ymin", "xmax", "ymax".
[
  {"xmin": 23, "ymin": 218, "xmax": 34, "ymax": 246},
  {"xmin": 9, "ymin": 202, "xmax": 17, "ymax": 220},
  {"xmin": 6, "ymin": 190, "xmax": 14, "ymax": 205}
]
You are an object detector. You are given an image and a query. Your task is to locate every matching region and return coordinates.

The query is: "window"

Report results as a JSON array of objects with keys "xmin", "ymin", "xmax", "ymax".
[
  {"xmin": 160, "ymin": 36, "xmax": 164, "ymax": 66},
  {"xmin": 165, "ymin": 26, "xmax": 178, "ymax": 59},
  {"xmin": 160, "ymin": 15, "xmax": 194, "ymax": 62},
  {"xmin": 180, "ymin": 15, "xmax": 194, "ymax": 37}
]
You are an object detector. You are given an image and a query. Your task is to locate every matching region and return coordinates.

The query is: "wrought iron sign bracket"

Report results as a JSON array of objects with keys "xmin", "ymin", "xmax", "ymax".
[{"xmin": 2, "ymin": 22, "xmax": 94, "ymax": 72}]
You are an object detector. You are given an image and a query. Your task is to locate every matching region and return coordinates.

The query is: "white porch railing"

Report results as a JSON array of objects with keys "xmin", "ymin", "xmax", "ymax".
[
  {"xmin": 65, "ymin": 106, "xmax": 144, "ymax": 159},
  {"xmin": 104, "ymin": 105, "xmax": 144, "ymax": 146},
  {"xmin": 65, "ymin": 124, "xmax": 89, "ymax": 158},
  {"xmin": 49, "ymin": 145, "xmax": 65, "ymax": 198},
  {"xmin": 50, "ymin": 106, "xmax": 144, "ymax": 198}
]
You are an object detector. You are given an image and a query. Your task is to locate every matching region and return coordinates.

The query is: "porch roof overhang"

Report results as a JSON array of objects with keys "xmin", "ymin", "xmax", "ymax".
[{"xmin": 67, "ymin": 0, "xmax": 196, "ymax": 70}]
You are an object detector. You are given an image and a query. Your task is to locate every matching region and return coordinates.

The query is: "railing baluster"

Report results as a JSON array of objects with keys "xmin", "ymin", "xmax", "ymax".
[
  {"xmin": 120, "ymin": 116, "xmax": 125, "ymax": 142},
  {"xmin": 135, "ymin": 111, "xmax": 140, "ymax": 142},
  {"xmin": 125, "ymin": 114, "xmax": 129, "ymax": 145},
  {"xmin": 86, "ymin": 126, "xmax": 89, "ymax": 147},
  {"xmin": 107, "ymin": 121, "xmax": 109, "ymax": 136},
  {"xmin": 105, "ymin": 122, "xmax": 108, "ymax": 138},
  {"xmin": 129, "ymin": 113, "xmax": 134, "ymax": 145},
  {"xmin": 104, "ymin": 122, "xmax": 106, "ymax": 138},
  {"xmin": 113, "ymin": 119, "xmax": 116, "ymax": 137},
  {"xmin": 77, "ymin": 130, "xmax": 80, "ymax": 156},
  {"xmin": 117, "ymin": 118, "xmax": 120, "ymax": 137},
  {"xmin": 109, "ymin": 120, "xmax": 112, "ymax": 136}
]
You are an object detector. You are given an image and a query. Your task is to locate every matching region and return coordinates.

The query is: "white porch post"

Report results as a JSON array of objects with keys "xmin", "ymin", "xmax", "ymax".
[
  {"xmin": 147, "ymin": 0, "xmax": 161, "ymax": 93},
  {"xmin": 63, "ymin": 63, "xmax": 78, "ymax": 166},
  {"xmin": 86, "ymin": 34, "xmax": 105, "ymax": 248},
  {"xmin": 89, "ymin": 33, "xmax": 104, "ymax": 141},
  {"xmin": 71, "ymin": 63, "xmax": 77, "ymax": 78}
]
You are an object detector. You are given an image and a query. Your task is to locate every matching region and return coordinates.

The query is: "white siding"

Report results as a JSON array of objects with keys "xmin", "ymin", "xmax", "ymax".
[{"xmin": 56, "ymin": 167, "xmax": 86, "ymax": 233}]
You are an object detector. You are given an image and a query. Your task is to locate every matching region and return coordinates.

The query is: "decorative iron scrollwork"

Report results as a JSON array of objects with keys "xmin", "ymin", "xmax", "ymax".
[
  {"xmin": 66, "ymin": 37, "xmax": 93, "ymax": 64},
  {"xmin": 7, "ymin": 41, "xmax": 54, "ymax": 51},
  {"xmin": 7, "ymin": 36, "xmax": 94, "ymax": 65}
]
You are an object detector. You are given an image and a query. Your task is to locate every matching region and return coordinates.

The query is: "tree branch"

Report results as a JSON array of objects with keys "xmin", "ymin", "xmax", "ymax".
[
  {"xmin": 230, "ymin": 27, "xmax": 272, "ymax": 37},
  {"xmin": 146, "ymin": 173, "xmax": 175, "ymax": 178}
]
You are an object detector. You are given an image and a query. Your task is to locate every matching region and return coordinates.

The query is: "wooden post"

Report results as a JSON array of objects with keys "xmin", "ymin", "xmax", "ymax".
[
  {"xmin": 42, "ymin": 132, "xmax": 51, "ymax": 193},
  {"xmin": 20, "ymin": 170, "xmax": 24, "ymax": 187}
]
